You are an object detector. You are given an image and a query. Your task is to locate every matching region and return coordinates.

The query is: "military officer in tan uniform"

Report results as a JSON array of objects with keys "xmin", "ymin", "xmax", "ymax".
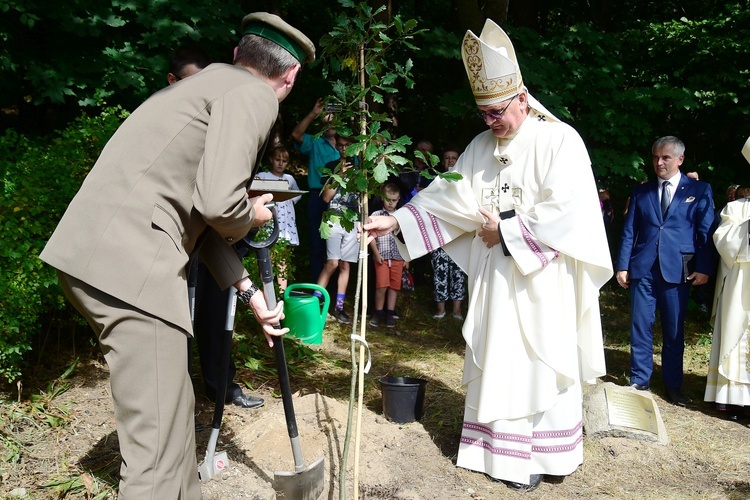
[{"xmin": 40, "ymin": 13, "xmax": 315, "ymax": 499}]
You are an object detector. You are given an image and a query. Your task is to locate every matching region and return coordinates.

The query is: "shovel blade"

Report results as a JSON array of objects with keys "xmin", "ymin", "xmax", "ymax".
[
  {"xmin": 198, "ymin": 451, "xmax": 229, "ymax": 482},
  {"xmin": 272, "ymin": 456, "xmax": 325, "ymax": 500}
]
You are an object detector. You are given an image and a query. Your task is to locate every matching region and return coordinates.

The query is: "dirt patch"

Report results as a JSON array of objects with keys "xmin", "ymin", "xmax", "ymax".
[
  {"xmin": 1, "ymin": 288, "xmax": 749, "ymax": 499},
  {"xmin": 197, "ymin": 391, "xmax": 481, "ymax": 499}
]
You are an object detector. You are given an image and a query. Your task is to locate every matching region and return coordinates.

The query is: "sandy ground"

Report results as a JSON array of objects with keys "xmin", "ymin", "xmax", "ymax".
[{"xmin": 3, "ymin": 348, "xmax": 748, "ymax": 500}]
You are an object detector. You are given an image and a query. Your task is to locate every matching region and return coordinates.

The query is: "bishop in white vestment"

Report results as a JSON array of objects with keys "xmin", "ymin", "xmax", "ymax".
[
  {"xmin": 704, "ymin": 139, "xmax": 750, "ymax": 416},
  {"xmin": 365, "ymin": 20, "xmax": 612, "ymax": 489}
]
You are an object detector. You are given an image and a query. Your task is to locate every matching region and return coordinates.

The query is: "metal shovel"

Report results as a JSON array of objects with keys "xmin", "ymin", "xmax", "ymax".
[
  {"xmin": 197, "ymin": 285, "xmax": 236, "ymax": 481},
  {"xmin": 269, "ymin": 335, "xmax": 325, "ymax": 499},
  {"xmin": 186, "ymin": 252, "xmax": 232, "ymax": 481},
  {"xmin": 242, "ymin": 208, "xmax": 325, "ymax": 499}
]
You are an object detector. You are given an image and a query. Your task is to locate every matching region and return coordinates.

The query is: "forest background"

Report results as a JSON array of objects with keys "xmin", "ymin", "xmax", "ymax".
[{"xmin": 1, "ymin": 0, "xmax": 749, "ymax": 385}]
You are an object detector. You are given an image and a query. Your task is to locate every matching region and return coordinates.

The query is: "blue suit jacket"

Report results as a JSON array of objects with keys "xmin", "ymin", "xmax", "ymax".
[{"xmin": 617, "ymin": 175, "xmax": 714, "ymax": 284}]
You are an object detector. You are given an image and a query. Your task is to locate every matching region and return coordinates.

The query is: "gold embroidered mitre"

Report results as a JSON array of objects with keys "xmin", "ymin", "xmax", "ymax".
[
  {"xmin": 461, "ymin": 19, "xmax": 523, "ymax": 106},
  {"xmin": 743, "ymin": 135, "xmax": 750, "ymax": 165}
]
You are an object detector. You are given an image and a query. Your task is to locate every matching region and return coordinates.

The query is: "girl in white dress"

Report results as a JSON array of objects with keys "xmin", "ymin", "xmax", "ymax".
[{"xmin": 256, "ymin": 147, "xmax": 301, "ymax": 291}]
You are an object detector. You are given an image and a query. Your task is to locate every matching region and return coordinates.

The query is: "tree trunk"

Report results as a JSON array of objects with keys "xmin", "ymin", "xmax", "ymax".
[
  {"xmin": 508, "ymin": 0, "xmax": 539, "ymax": 30},
  {"xmin": 455, "ymin": 0, "xmax": 486, "ymax": 33},
  {"xmin": 591, "ymin": 0, "xmax": 613, "ymax": 31},
  {"xmin": 484, "ymin": 0, "xmax": 510, "ymax": 26},
  {"xmin": 373, "ymin": 0, "xmax": 392, "ymax": 23}
]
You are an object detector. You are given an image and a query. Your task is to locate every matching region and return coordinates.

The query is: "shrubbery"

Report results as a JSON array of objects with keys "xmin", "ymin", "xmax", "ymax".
[{"xmin": 0, "ymin": 107, "xmax": 129, "ymax": 384}]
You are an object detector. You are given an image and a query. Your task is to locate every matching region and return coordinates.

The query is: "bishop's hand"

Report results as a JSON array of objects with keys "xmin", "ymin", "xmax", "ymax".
[
  {"xmin": 364, "ymin": 215, "xmax": 399, "ymax": 241},
  {"xmin": 478, "ymin": 207, "xmax": 501, "ymax": 248}
]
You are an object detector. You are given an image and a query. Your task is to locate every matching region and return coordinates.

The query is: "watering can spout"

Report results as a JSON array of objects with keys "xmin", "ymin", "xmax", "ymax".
[{"xmin": 282, "ymin": 284, "xmax": 330, "ymax": 345}]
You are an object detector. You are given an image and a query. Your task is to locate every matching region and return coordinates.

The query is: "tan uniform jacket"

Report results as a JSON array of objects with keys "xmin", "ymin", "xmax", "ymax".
[{"xmin": 40, "ymin": 63, "xmax": 278, "ymax": 334}]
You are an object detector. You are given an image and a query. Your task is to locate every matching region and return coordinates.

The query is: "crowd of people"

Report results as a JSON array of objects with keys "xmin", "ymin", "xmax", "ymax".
[
  {"xmin": 39, "ymin": 10, "xmax": 749, "ymax": 499},
  {"xmin": 257, "ymin": 94, "xmax": 472, "ymax": 328}
]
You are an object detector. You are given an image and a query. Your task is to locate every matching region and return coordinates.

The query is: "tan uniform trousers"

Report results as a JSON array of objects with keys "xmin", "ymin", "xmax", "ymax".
[{"xmin": 58, "ymin": 271, "xmax": 201, "ymax": 499}]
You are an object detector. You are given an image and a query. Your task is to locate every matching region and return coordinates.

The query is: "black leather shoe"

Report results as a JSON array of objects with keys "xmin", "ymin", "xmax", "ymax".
[
  {"xmin": 503, "ymin": 474, "xmax": 543, "ymax": 492},
  {"xmin": 629, "ymin": 383, "xmax": 649, "ymax": 391},
  {"xmin": 665, "ymin": 388, "xmax": 690, "ymax": 407},
  {"xmin": 230, "ymin": 393, "xmax": 265, "ymax": 409}
]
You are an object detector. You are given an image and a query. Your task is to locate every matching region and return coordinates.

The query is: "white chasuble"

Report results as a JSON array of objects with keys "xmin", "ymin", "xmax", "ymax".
[
  {"xmin": 392, "ymin": 113, "xmax": 612, "ymax": 482},
  {"xmin": 704, "ymin": 198, "xmax": 750, "ymax": 407}
]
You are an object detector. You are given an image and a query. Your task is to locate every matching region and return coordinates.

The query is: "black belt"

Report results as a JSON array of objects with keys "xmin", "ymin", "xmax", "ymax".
[{"xmin": 498, "ymin": 209, "xmax": 515, "ymax": 256}]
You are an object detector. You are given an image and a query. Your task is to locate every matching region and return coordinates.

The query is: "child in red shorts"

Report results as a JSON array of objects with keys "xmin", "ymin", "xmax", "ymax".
[{"xmin": 368, "ymin": 182, "xmax": 407, "ymax": 328}]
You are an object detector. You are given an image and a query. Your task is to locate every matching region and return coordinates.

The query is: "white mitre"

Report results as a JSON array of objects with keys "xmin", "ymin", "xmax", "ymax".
[
  {"xmin": 461, "ymin": 19, "xmax": 558, "ymax": 122},
  {"xmin": 743, "ymin": 135, "xmax": 750, "ymax": 164}
]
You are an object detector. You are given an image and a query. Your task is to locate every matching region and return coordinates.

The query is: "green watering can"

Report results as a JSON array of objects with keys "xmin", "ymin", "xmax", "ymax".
[{"xmin": 283, "ymin": 284, "xmax": 330, "ymax": 345}]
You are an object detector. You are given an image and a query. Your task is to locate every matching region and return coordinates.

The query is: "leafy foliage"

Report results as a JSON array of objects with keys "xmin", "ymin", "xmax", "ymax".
[
  {"xmin": 0, "ymin": 107, "xmax": 127, "ymax": 383},
  {"xmin": 0, "ymin": 0, "xmax": 245, "ymax": 112},
  {"xmin": 315, "ymin": 0, "xmax": 437, "ymax": 232},
  {"xmin": 3, "ymin": 0, "xmax": 748, "ymax": 194},
  {"xmin": 506, "ymin": 2, "xmax": 750, "ymax": 204}
]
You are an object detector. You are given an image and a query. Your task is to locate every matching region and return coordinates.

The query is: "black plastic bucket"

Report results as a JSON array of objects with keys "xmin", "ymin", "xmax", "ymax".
[{"xmin": 379, "ymin": 376, "xmax": 427, "ymax": 423}]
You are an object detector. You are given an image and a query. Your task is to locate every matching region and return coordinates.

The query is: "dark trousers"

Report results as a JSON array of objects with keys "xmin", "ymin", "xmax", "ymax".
[
  {"xmin": 307, "ymin": 190, "xmax": 328, "ymax": 281},
  {"xmin": 193, "ymin": 261, "xmax": 242, "ymax": 402},
  {"xmin": 629, "ymin": 260, "xmax": 690, "ymax": 389}
]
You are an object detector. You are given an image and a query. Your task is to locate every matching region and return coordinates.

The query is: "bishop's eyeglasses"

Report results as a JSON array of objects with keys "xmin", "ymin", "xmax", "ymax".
[{"xmin": 477, "ymin": 94, "xmax": 517, "ymax": 123}]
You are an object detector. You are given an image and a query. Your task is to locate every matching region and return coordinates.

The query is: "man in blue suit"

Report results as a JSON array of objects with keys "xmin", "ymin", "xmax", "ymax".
[{"xmin": 616, "ymin": 136, "xmax": 714, "ymax": 406}]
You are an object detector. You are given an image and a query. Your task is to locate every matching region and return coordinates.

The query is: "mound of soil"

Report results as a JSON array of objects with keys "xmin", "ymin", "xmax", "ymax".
[{"xmin": 196, "ymin": 391, "xmax": 484, "ymax": 499}]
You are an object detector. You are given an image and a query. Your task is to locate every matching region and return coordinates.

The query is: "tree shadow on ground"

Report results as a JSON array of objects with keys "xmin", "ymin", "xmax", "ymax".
[
  {"xmin": 77, "ymin": 432, "xmax": 120, "ymax": 494},
  {"xmin": 1, "ymin": 319, "xmax": 106, "ymax": 399}
]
